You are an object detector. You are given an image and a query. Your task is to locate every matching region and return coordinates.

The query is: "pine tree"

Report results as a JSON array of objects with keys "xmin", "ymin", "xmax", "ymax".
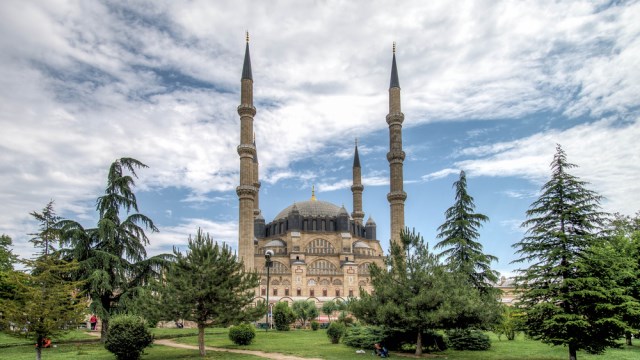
[
  {"xmin": 163, "ymin": 228, "xmax": 264, "ymax": 356},
  {"xmin": 512, "ymin": 144, "xmax": 622, "ymax": 360},
  {"xmin": 351, "ymin": 228, "xmax": 495, "ymax": 356},
  {"xmin": 435, "ymin": 170, "xmax": 498, "ymax": 288}
]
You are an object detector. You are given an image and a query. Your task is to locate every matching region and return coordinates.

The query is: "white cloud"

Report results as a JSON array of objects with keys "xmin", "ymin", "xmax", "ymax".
[{"xmin": 422, "ymin": 168, "xmax": 460, "ymax": 182}]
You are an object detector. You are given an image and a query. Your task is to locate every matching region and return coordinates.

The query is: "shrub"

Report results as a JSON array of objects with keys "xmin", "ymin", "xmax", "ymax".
[
  {"xmin": 382, "ymin": 328, "xmax": 447, "ymax": 352},
  {"xmin": 104, "ymin": 314, "xmax": 154, "ymax": 360},
  {"xmin": 311, "ymin": 321, "xmax": 319, "ymax": 331},
  {"xmin": 343, "ymin": 325, "xmax": 385, "ymax": 349},
  {"xmin": 446, "ymin": 329, "xmax": 491, "ymax": 351},
  {"xmin": 327, "ymin": 321, "xmax": 346, "ymax": 344},
  {"xmin": 273, "ymin": 301, "xmax": 295, "ymax": 331},
  {"xmin": 228, "ymin": 323, "xmax": 256, "ymax": 345}
]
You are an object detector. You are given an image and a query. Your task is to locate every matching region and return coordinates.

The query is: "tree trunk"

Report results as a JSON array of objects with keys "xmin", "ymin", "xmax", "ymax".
[
  {"xmin": 35, "ymin": 346, "xmax": 42, "ymax": 360},
  {"xmin": 35, "ymin": 335, "xmax": 43, "ymax": 360},
  {"xmin": 198, "ymin": 323, "xmax": 206, "ymax": 357},
  {"xmin": 569, "ymin": 343, "xmax": 577, "ymax": 360},
  {"xmin": 100, "ymin": 318, "xmax": 108, "ymax": 343},
  {"xmin": 415, "ymin": 331, "xmax": 423, "ymax": 356},
  {"xmin": 625, "ymin": 331, "xmax": 632, "ymax": 346}
]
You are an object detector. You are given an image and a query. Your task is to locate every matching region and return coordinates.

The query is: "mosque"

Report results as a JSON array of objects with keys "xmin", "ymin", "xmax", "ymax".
[{"xmin": 235, "ymin": 37, "xmax": 407, "ymax": 307}]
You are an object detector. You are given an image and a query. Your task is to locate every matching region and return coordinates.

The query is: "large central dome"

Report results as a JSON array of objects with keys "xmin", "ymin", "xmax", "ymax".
[{"xmin": 274, "ymin": 200, "xmax": 344, "ymax": 221}]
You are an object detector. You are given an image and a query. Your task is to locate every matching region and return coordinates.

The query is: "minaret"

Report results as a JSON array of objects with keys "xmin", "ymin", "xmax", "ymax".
[
  {"xmin": 387, "ymin": 42, "xmax": 407, "ymax": 246},
  {"xmin": 237, "ymin": 33, "xmax": 257, "ymax": 271},
  {"xmin": 351, "ymin": 139, "xmax": 364, "ymax": 226},
  {"xmin": 253, "ymin": 133, "xmax": 261, "ymax": 217}
]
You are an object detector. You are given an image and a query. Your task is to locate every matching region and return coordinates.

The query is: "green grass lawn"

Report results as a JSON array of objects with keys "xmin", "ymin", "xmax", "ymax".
[
  {"xmin": 2, "ymin": 327, "xmax": 639, "ymax": 359},
  {"xmin": 174, "ymin": 328, "xmax": 640, "ymax": 360},
  {"xmin": 1, "ymin": 343, "xmax": 263, "ymax": 360}
]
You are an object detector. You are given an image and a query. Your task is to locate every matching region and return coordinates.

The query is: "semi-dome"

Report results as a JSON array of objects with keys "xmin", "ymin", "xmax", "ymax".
[{"xmin": 274, "ymin": 200, "xmax": 343, "ymax": 221}]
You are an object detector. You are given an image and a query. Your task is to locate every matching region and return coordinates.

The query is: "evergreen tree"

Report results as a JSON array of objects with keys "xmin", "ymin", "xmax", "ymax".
[
  {"xmin": 58, "ymin": 158, "xmax": 168, "ymax": 342},
  {"xmin": 601, "ymin": 213, "xmax": 640, "ymax": 345},
  {"xmin": 0, "ymin": 234, "xmax": 16, "ymax": 272},
  {"xmin": 512, "ymin": 144, "xmax": 621, "ymax": 360},
  {"xmin": 352, "ymin": 228, "xmax": 495, "ymax": 356},
  {"xmin": 3, "ymin": 203, "xmax": 85, "ymax": 360},
  {"xmin": 163, "ymin": 228, "xmax": 263, "ymax": 356},
  {"xmin": 435, "ymin": 170, "xmax": 498, "ymax": 288}
]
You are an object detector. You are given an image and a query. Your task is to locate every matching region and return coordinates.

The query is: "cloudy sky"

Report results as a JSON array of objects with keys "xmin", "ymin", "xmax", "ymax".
[{"xmin": 1, "ymin": 0, "xmax": 638, "ymax": 276}]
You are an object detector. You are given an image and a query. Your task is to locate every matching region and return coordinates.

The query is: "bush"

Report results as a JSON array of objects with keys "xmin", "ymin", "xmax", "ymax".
[
  {"xmin": 104, "ymin": 314, "xmax": 154, "ymax": 360},
  {"xmin": 381, "ymin": 328, "xmax": 447, "ymax": 352},
  {"xmin": 343, "ymin": 325, "xmax": 385, "ymax": 349},
  {"xmin": 273, "ymin": 302, "xmax": 295, "ymax": 331},
  {"xmin": 327, "ymin": 321, "xmax": 346, "ymax": 344},
  {"xmin": 228, "ymin": 323, "xmax": 256, "ymax": 345},
  {"xmin": 446, "ymin": 329, "xmax": 491, "ymax": 351},
  {"xmin": 311, "ymin": 321, "xmax": 319, "ymax": 331}
]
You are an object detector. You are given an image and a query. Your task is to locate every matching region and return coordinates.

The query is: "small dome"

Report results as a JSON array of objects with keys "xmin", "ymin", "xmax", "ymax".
[
  {"xmin": 274, "ymin": 200, "xmax": 343, "ymax": 221},
  {"xmin": 338, "ymin": 205, "xmax": 348, "ymax": 216},
  {"xmin": 265, "ymin": 239, "xmax": 286, "ymax": 247},
  {"xmin": 366, "ymin": 216, "xmax": 376, "ymax": 225}
]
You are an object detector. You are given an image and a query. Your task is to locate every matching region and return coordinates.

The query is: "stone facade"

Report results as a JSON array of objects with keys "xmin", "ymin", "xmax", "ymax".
[{"xmin": 237, "ymin": 38, "xmax": 404, "ymax": 309}]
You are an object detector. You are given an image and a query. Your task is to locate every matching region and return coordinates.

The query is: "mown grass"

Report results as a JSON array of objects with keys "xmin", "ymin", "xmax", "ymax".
[
  {"xmin": 1, "ymin": 343, "xmax": 263, "ymax": 360},
  {"xmin": 175, "ymin": 328, "xmax": 640, "ymax": 360},
  {"xmin": 2, "ymin": 327, "xmax": 639, "ymax": 359}
]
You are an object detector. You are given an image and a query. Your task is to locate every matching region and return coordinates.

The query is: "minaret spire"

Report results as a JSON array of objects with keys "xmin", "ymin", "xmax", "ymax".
[
  {"xmin": 237, "ymin": 35, "xmax": 257, "ymax": 271},
  {"xmin": 386, "ymin": 43, "xmax": 407, "ymax": 246},
  {"xmin": 253, "ymin": 133, "xmax": 261, "ymax": 217},
  {"xmin": 351, "ymin": 139, "xmax": 364, "ymax": 226}
]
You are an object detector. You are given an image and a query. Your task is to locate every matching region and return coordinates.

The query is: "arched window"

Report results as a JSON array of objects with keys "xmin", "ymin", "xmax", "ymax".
[
  {"xmin": 357, "ymin": 263, "xmax": 371, "ymax": 276},
  {"xmin": 262, "ymin": 261, "xmax": 289, "ymax": 275},
  {"xmin": 308, "ymin": 260, "xmax": 340, "ymax": 275},
  {"xmin": 305, "ymin": 238, "xmax": 335, "ymax": 254}
]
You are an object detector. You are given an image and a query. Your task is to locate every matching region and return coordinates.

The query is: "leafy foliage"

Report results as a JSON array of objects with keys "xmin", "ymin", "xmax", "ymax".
[
  {"xmin": 228, "ymin": 323, "xmax": 256, "ymax": 345},
  {"xmin": 446, "ymin": 329, "xmax": 491, "ymax": 351},
  {"xmin": 163, "ymin": 228, "xmax": 264, "ymax": 356},
  {"xmin": 291, "ymin": 300, "xmax": 319, "ymax": 328},
  {"xmin": 3, "ymin": 202, "xmax": 86, "ymax": 360},
  {"xmin": 512, "ymin": 144, "xmax": 627, "ymax": 360},
  {"xmin": 321, "ymin": 300, "xmax": 338, "ymax": 323},
  {"xmin": 0, "ymin": 234, "xmax": 17, "ymax": 272},
  {"xmin": 310, "ymin": 320, "xmax": 319, "ymax": 331},
  {"xmin": 273, "ymin": 301, "xmax": 295, "ymax": 331},
  {"xmin": 58, "ymin": 158, "xmax": 168, "ymax": 341},
  {"xmin": 492, "ymin": 305, "xmax": 525, "ymax": 341},
  {"xmin": 327, "ymin": 321, "xmax": 346, "ymax": 344},
  {"xmin": 104, "ymin": 314, "xmax": 153, "ymax": 360},
  {"xmin": 435, "ymin": 170, "xmax": 499, "ymax": 289}
]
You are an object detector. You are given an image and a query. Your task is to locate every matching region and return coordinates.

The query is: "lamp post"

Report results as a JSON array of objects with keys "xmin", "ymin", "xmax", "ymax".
[{"xmin": 264, "ymin": 250, "xmax": 273, "ymax": 331}]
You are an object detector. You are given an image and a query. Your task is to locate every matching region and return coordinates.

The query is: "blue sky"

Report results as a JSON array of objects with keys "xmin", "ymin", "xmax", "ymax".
[{"xmin": 1, "ymin": 0, "xmax": 639, "ymax": 277}]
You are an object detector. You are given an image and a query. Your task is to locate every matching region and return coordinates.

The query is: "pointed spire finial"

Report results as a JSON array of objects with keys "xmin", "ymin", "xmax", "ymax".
[
  {"xmin": 393, "ymin": 41, "xmax": 396, "ymax": 54},
  {"xmin": 355, "ymin": 138, "xmax": 358, "ymax": 146},
  {"xmin": 311, "ymin": 185, "xmax": 317, "ymax": 201},
  {"xmin": 390, "ymin": 42, "xmax": 400, "ymax": 88},
  {"xmin": 241, "ymin": 33, "xmax": 253, "ymax": 80},
  {"xmin": 246, "ymin": 31, "xmax": 249, "ymax": 43}
]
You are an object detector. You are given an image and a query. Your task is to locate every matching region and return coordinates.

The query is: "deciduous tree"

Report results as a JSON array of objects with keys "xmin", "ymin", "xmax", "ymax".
[{"xmin": 292, "ymin": 300, "xmax": 319, "ymax": 328}]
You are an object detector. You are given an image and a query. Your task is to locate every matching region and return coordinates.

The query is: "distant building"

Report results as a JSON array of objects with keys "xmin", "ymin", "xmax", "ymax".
[{"xmin": 235, "ymin": 37, "xmax": 406, "ymax": 307}]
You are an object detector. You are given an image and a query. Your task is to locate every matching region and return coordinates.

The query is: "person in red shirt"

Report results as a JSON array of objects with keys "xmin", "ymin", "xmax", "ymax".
[{"xmin": 90, "ymin": 315, "xmax": 97, "ymax": 331}]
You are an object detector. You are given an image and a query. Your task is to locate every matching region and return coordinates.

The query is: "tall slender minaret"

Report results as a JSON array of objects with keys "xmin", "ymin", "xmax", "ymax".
[
  {"xmin": 351, "ymin": 139, "xmax": 364, "ymax": 226},
  {"xmin": 387, "ymin": 42, "xmax": 407, "ymax": 246},
  {"xmin": 237, "ymin": 33, "xmax": 257, "ymax": 270},
  {"xmin": 253, "ymin": 133, "xmax": 261, "ymax": 217}
]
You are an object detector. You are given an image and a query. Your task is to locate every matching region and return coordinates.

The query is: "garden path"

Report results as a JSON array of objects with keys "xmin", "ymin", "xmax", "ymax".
[{"xmin": 153, "ymin": 338, "xmax": 323, "ymax": 360}]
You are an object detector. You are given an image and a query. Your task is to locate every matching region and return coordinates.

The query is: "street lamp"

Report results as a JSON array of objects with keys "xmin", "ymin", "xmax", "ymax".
[{"xmin": 264, "ymin": 249, "xmax": 274, "ymax": 331}]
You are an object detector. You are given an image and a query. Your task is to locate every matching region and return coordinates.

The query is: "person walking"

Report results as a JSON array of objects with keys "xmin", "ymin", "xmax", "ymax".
[{"xmin": 90, "ymin": 314, "xmax": 97, "ymax": 331}]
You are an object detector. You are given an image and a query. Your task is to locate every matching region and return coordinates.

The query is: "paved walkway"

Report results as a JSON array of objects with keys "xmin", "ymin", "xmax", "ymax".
[{"xmin": 154, "ymin": 338, "xmax": 323, "ymax": 360}]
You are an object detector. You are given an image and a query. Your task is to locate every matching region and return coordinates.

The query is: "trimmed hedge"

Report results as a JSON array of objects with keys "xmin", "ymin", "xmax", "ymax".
[
  {"xmin": 104, "ymin": 314, "xmax": 154, "ymax": 360},
  {"xmin": 228, "ymin": 323, "xmax": 256, "ymax": 345}
]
